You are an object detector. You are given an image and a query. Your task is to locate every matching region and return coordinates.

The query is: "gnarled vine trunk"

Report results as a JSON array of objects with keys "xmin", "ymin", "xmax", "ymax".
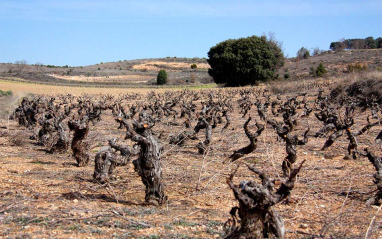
[
  {"xmin": 119, "ymin": 118, "xmax": 167, "ymax": 205},
  {"xmin": 49, "ymin": 121, "xmax": 69, "ymax": 154},
  {"xmin": 225, "ymin": 162, "xmax": 304, "ymax": 239},
  {"xmin": 68, "ymin": 117, "xmax": 90, "ymax": 167},
  {"xmin": 93, "ymin": 139, "xmax": 139, "ymax": 183}
]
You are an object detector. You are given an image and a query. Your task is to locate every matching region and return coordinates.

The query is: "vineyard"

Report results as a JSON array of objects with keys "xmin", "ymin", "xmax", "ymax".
[{"xmin": 0, "ymin": 72, "xmax": 382, "ymax": 238}]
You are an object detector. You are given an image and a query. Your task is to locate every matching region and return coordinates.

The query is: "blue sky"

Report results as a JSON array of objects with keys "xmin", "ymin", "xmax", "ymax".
[{"xmin": 1, "ymin": 0, "xmax": 381, "ymax": 66}]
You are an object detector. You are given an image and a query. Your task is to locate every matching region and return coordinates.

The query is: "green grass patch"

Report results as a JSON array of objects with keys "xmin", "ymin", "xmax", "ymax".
[{"xmin": 0, "ymin": 90, "xmax": 13, "ymax": 96}]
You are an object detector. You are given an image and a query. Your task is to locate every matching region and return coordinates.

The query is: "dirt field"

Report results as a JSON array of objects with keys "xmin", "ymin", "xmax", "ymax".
[{"xmin": 1, "ymin": 77, "xmax": 382, "ymax": 238}]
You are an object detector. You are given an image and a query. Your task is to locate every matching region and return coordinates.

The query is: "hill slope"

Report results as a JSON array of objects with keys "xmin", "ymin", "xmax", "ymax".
[{"xmin": 1, "ymin": 49, "xmax": 382, "ymax": 87}]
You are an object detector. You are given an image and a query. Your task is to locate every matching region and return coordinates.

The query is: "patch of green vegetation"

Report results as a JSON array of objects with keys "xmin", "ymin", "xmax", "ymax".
[
  {"xmin": 114, "ymin": 220, "xmax": 130, "ymax": 229},
  {"xmin": 165, "ymin": 234, "xmax": 197, "ymax": 239},
  {"xmin": 13, "ymin": 216, "xmax": 49, "ymax": 225},
  {"xmin": 186, "ymin": 83, "xmax": 217, "ymax": 89},
  {"xmin": 96, "ymin": 217, "xmax": 111, "ymax": 226},
  {"xmin": 64, "ymin": 224, "xmax": 82, "ymax": 231},
  {"xmin": 87, "ymin": 226, "xmax": 104, "ymax": 234},
  {"xmin": 113, "ymin": 233, "xmax": 131, "ymax": 239},
  {"xmin": 30, "ymin": 160, "xmax": 54, "ymax": 165},
  {"xmin": 311, "ymin": 63, "xmax": 327, "ymax": 77},
  {"xmin": 206, "ymin": 228, "xmax": 224, "ymax": 237},
  {"xmin": 347, "ymin": 62, "xmax": 368, "ymax": 73},
  {"xmin": 126, "ymin": 223, "xmax": 149, "ymax": 230},
  {"xmin": 205, "ymin": 220, "xmax": 224, "ymax": 237},
  {"xmin": 172, "ymin": 218, "xmax": 199, "ymax": 227},
  {"xmin": 206, "ymin": 220, "xmax": 223, "ymax": 227},
  {"xmin": 138, "ymin": 235, "xmax": 161, "ymax": 239},
  {"xmin": 122, "ymin": 207, "xmax": 156, "ymax": 216},
  {"xmin": 0, "ymin": 90, "xmax": 13, "ymax": 96}
]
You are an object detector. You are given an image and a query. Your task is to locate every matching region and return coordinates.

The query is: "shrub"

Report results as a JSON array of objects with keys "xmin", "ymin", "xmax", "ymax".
[
  {"xmin": 296, "ymin": 47, "xmax": 310, "ymax": 59},
  {"xmin": 207, "ymin": 35, "xmax": 284, "ymax": 86},
  {"xmin": 0, "ymin": 90, "xmax": 13, "ymax": 96},
  {"xmin": 316, "ymin": 63, "xmax": 327, "ymax": 77},
  {"xmin": 312, "ymin": 46, "xmax": 323, "ymax": 56},
  {"xmin": 330, "ymin": 73, "xmax": 382, "ymax": 106},
  {"xmin": 191, "ymin": 64, "xmax": 197, "ymax": 69},
  {"xmin": 311, "ymin": 63, "xmax": 327, "ymax": 77},
  {"xmin": 347, "ymin": 62, "xmax": 368, "ymax": 73},
  {"xmin": 157, "ymin": 69, "xmax": 168, "ymax": 85},
  {"xmin": 284, "ymin": 73, "xmax": 290, "ymax": 79}
]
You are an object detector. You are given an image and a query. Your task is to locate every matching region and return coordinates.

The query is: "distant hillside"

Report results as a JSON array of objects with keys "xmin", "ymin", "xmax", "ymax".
[
  {"xmin": 1, "ymin": 49, "xmax": 382, "ymax": 87},
  {"xmin": 0, "ymin": 57, "xmax": 212, "ymax": 87},
  {"xmin": 279, "ymin": 49, "xmax": 382, "ymax": 80}
]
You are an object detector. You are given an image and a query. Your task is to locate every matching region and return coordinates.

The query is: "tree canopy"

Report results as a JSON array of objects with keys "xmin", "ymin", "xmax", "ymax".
[
  {"xmin": 207, "ymin": 35, "xmax": 284, "ymax": 87},
  {"xmin": 330, "ymin": 36, "xmax": 382, "ymax": 51}
]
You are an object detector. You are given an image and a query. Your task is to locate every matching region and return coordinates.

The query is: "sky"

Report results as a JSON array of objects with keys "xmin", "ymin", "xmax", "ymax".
[{"xmin": 1, "ymin": 0, "xmax": 381, "ymax": 66}]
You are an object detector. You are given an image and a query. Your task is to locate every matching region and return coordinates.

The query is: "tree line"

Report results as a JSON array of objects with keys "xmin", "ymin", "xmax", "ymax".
[{"xmin": 330, "ymin": 36, "xmax": 382, "ymax": 51}]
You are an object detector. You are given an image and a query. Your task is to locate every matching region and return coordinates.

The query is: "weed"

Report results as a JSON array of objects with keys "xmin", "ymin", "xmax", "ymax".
[
  {"xmin": 172, "ymin": 218, "xmax": 198, "ymax": 227},
  {"xmin": 138, "ymin": 235, "xmax": 161, "ymax": 239},
  {"xmin": 13, "ymin": 217, "xmax": 49, "ymax": 225},
  {"xmin": 96, "ymin": 217, "xmax": 110, "ymax": 226},
  {"xmin": 206, "ymin": 220, "xmax": 223, "ymax": 227},
  {"xmin": 127, "ymin": 223, "xmax": 148, "ymax": 230},
  {"xmin": 113, "ymin": 233, "xmax": 131, "ymax": 239},
  {"xmin": 65, "ymin": 224, "xmax": 82, "ymax": 231}
]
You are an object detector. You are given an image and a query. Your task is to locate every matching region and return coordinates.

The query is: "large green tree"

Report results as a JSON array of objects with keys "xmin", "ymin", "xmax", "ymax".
[{"xmin": 207, "ymin": 35, "xmax": 284, "ymax": 87}]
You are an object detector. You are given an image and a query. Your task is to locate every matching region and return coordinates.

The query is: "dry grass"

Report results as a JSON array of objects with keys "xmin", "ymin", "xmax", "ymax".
[
  {"xmin": 0, "ymin": 80, "xmax": 184, "ymax": 96},
  {"xmin": 132, "ymin": 61, "xmax": 210, "ymax": 71},
  {"xmin": 48, "ymin": 74, "xmax": 153, "ymax": 84},
  {"xmin": 329, "ymin": 71, "xmax": 382, "ymax": 105}
]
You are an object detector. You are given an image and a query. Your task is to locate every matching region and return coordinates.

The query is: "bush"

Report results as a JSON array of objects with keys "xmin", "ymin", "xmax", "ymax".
[
  {"xmin": 157, "ymin": 69, "xmax": 168, "ymax": 85},
  {"xmin": 311, "ymin": 63, "xmax": 327, "ymax": 77},
  {"xmin": 207, "ymin": 35, "xmax": 284, "ymax": 87},
  {"xmin": 311, "ymin": 46, "xmax": 323, "ymax": 56},
  {"xmin": 0, "ymin": 90, "xmax": 13, "ymax": 96},
  {"xmin": 347, "ymin": 62, "xmax": 368, "ymax": 73},
  {"xmin": 191, "ymin": 64, "xmax": 197, "ymax": 69},
  {"xmin": 330, "ymin": 72, "xmax": 382, "ymax": 106},
  {"xmin": 296, "ymin": 47, "xmax": 310, "ymax": 59},
  {"xmin": 316, "ymin": 63, "xmax": 327, "ymax": 77},
  {"xmin": 284, "ymin": 73, "xmax": 290, "ymax": 79}
]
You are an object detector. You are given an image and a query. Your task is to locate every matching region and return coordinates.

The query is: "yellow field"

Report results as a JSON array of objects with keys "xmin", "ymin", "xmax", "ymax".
[
  {"xmin": 0, "ymin": 80, "xmax": 182, "ymax": 97},
  {"xmin": 0, "ymin": 80, "xmax": 218, "ymax": 100},
  {"xmin": 132, "ymin": 61, "xmax": 210, "ymax": 71},
  {"xmin": 47, "ymin": 74, "xmax": 152, "ymax": 84}
]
